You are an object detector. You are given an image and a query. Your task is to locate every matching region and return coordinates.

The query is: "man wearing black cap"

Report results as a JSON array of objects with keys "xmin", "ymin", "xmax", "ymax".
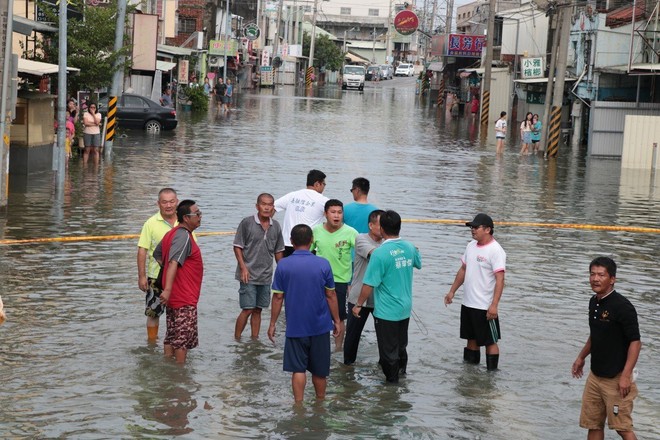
[{"xmin": 444, "ymin": 213, "xmax": 506, "ymax": 371}]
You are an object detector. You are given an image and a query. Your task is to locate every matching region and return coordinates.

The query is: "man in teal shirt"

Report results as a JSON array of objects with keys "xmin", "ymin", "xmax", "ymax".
[
  {"xmin": 312, "ymin": 199, "xmax": 358, "ymax": 351},
  {"xmin": 352, "ymin": 210, "xmax": 422, "ymax": 383},
  {"xmin": 343, "ymin": 177, "xmax": 379, "ymax": 233}
]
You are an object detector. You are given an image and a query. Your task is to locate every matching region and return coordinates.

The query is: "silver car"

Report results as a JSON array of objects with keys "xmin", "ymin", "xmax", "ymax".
[{"xmin": 380, "ymin": 64, "xmax": 394, "ymax": 80}]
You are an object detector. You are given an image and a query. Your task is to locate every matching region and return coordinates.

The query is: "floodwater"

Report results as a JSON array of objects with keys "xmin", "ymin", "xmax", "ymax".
[{"xmin": 1, "ymin": 78, "xmax": 658, "ymax": 439}]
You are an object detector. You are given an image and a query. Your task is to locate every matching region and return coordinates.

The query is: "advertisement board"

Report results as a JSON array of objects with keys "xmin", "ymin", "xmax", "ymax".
[
  {"xmin": 520, "ymin": 57, "xmax": 544, "ymax": 79},
  {"xmin": 209, "ymin": 40, "xmax": 239, "ymax": 56},
  {"xmin": 178, "ymin": 60, "xmax": 189, "ymax": 84},
  {"xmin": 447, "ymin": 34, "xmax": 486, "ymax": 57}
]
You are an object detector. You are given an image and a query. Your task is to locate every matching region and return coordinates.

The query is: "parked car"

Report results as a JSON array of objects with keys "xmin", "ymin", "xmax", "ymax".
[
  {"xmin": 98, "ymin": 93, "xmax": 177, "ymax": 133},
  {"xmin": 395, "ymin": 63, "xmax": 414, "ymax": 77},
  {"xmin": 380, "ymin": 64, "xmax": 394, "ymax": 80},
  {"xmin": 366, "ymin": 65, "xmax": 381, "ymax": 81}
]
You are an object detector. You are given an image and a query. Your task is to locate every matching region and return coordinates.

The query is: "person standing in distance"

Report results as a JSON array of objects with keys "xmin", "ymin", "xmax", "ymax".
[
  {"xmin": 344, "ymin": 209, "xmax": 384, "ymax": 365},
  {"xmin": 274, "ymin": 169, "xmax": 329, "ymax": 257},
  {"xmin": 311, "ymin": 199, "xmax": 358, "ymax": 351},
  {"xmin": 154, "ymin": 200, "xmax": 204, "ymax": 364},
  {"xmin": 444, "ymin": 213, "xmax": 506, "ymax": 371},
  {"xmin": 137, "ymin": 188, "xmax": 179, "ymax": 342},
  {"xmin": 233, "ymin": 193, "xmax": 285, "ymax": 339},
  {"xmin": 495, "ymin": 111, "xmax": 507, "ymax": 155},
  {"xmin": 352, "ymin": 210, "xmax": 422, "ymax": 383},
  {"xmin": 268, "ymin": 224, "xmax": 340, "ymax": 403},
  {"xmin": 343, "ymin": 177, "xmax": 379, "ymax": 234},
  {"xmin": 572, "ymin": 257, "xmax": 641, "ymax": 440}
]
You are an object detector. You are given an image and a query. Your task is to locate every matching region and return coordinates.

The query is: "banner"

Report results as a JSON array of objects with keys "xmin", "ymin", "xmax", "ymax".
[{"xmin": 447, "ymin": 34, "xmax": 486, "ymax": 57}]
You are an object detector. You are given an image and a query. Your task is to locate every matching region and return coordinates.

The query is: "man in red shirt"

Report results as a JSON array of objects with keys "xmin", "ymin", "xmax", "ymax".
[{"xmin": 154, "ymin": 200, "xmax": 204, "ymax": 363}]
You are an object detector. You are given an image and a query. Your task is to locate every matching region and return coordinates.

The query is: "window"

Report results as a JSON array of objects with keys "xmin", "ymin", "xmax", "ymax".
[
  {"xmin": 303, "ymin": 5, "xmax": 311, "ymax": 12},
  {"xmin": 178, "ymin": 17, "xmax": 197, "ymax": 34},
  {"xmin": 124, "ymin": 96, "xmax": 148, "ymax": 108},
  {"xmin": 368, "ymin": 9, "xmax": 379, "ymax": 16},
  {"xmin": 340, "ymin": 7, "xmax": 351, "ymax": 15}
]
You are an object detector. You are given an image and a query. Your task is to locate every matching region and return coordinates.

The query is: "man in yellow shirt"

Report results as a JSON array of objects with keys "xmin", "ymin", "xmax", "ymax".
[{"xmin": 137, "ymin": 188, "xmax": 179, "ymax": 341}]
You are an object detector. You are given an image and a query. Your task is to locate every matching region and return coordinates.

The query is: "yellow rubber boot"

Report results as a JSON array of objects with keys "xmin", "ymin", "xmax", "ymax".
[{"xmin": 147, "ymin": 326, "xmax": 159, "ymax": 342}]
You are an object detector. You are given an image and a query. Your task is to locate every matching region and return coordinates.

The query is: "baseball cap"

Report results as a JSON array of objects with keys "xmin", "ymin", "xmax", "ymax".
[{"xmin": 466, "ymin": 213, "xmax": 494, "ymax": 228}]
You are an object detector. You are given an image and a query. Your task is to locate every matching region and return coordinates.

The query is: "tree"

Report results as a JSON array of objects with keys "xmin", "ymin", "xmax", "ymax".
[
  {"xmin": 302, "ymin": 32, "xmax": 344, "ymax": 72},
  {"xmin": 34, "ymin": 0, "xmax": 134, "ymax": 93}
]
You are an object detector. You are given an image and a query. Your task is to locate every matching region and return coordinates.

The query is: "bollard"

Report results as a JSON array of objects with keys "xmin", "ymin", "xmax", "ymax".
[
  {"xmin": 106, "ymin": 96, "xmax": 117, "ymax": 143},
  {"xmin": 437, "ymin": 79, "xmax": 445, "ymax": 108}
]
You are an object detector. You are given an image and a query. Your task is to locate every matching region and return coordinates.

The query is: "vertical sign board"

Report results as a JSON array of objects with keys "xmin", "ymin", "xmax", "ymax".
[
  {"xmin": 260, "ymin": 66, "xmax": 274, "ymax": 86},
  {"xmin": 132, "ymin": 14, "xmax": 159, "ymax": 71},
  {"xmin": 178, "ymin": 60, "xmax": 189, "ymax": 84}
]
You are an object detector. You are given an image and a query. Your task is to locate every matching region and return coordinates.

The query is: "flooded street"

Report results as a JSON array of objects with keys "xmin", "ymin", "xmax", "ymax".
[{"xmin": 1, "ymin": 78, "xmax": 659, "ymax": 439}]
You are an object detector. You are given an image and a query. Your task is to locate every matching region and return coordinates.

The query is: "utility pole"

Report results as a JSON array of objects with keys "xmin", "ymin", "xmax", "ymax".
[
  {"xmin": 544, "ymin": 4, "xmax": 571, "ymax": 157},
  {"xmin": 540, "ymin": 5, "xmax": 559, "ymax": 152},
  {"xmin": 223, "ymin": 0, "xmax": 230, "ymax": 82},
  {"xmin": 105, "ymin": 0, "xmax": 127, "ymax": 158},
  {"xmin": 0, "ymin": 0, "xmax": 14, "ymax": 209},
  {"xmin": 54, "ymin": 0, "xmax": 67, "ymax": 191},
  {"xmin": 306, "ymin": 0, "xmax": 319, "ymax": 88},
  {"xmin": 386, "ymin": 0, "xmax": 393, "ymax": 63},
  {"xmin": 480, "ymin": 0, "xmax": 496, "ymax": 126}
]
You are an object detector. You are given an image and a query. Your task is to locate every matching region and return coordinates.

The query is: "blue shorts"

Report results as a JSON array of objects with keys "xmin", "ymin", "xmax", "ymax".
[
  {"xmin": 283, "ymin": 333, "xmax": 331, "ymax": 377},
  {"xmin": 239, "ymin": 283, "xmax": 270, "ymax": 309}
]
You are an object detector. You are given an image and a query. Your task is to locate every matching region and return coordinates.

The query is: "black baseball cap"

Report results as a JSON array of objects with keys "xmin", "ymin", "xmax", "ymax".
[{"xmin": 466, "ymin": 213, "xmax": 494, "ymax": 228}]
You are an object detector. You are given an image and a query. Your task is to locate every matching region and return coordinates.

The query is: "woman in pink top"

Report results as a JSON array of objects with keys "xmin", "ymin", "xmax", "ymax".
[{"xmin": 82, "ymin": 103, "xmax": 102, "ymax": 164}]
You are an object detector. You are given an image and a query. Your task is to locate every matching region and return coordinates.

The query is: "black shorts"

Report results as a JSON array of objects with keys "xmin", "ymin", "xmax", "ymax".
[
  {"xmin": 335, "ymin": 282, "xmax": 348, "ymax": 321},
  {"xmin": 460, "ymin": 305, "xmax": 501, "ymax": 346}
]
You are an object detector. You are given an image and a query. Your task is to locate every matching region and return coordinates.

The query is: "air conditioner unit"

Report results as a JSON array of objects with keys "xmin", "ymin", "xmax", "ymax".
[{"xmin": 208, "ymin": 56, "xmax": 224, "ymax": 67}]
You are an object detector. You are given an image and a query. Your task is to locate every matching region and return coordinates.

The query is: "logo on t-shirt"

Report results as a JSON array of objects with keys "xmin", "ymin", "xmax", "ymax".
[
  {"xmin": 600, "ymin": 311, "xmax": 610, "ymax": 322},
  {"xmin": 476, "ymin": 255, "xmax": 487, "ymax": 263}
]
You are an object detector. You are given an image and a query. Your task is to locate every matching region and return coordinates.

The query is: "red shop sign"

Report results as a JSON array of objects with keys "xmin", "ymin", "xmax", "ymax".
[{"xmin": 394, "ymin": 10, "xmax": 419, "ymax": 36}]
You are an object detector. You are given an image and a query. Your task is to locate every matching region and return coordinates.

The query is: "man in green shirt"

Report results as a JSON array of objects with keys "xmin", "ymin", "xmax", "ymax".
[
  {"xmin": 312, "ymin": 199, "xmax": 358, "ymax": 351},
  {"xmin": 352, "ymin": 210, "xmax": 422, "ymax": 383}
]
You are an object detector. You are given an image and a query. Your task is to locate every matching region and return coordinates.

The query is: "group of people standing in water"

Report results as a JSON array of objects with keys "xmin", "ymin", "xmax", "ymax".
[{"xmin": 493, "ymin": 111, "xmax": 544, "ymax": 155}]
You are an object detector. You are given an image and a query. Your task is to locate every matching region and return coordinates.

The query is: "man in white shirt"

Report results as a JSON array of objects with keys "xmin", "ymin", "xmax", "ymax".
[
  {"xmin": 274, "ymin": 170, "xmax": 329, "ymax": 256},
  {"xmin": 444, "ymin": 213, "xmax": 506, "ymax": 371}
]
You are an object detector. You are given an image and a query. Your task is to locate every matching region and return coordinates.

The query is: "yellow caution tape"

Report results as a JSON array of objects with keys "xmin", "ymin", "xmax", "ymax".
[{"xmin": 0, "ymin": 220, "xmax": 658, "ymax": 246}]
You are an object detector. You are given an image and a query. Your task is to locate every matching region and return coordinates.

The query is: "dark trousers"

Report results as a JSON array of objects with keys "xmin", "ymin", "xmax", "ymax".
[
  {"xmin": 343, "ymin": 302, "xmax": 374, "ymax": 365},
  {"xmin": 374, "ymin": 317, "xmax": 409, "ymax": 383}
]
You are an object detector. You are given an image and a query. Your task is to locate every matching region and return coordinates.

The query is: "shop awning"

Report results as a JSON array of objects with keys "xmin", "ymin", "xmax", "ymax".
[
  {"xmin": 514, "ymin": 77, "xmax": 577, "ymax": 84},
  {"xmin": 157, "ymin": 44, "xmax": 194, "ymax": 57},
  {"xmin": 427, "ymin": 62, "xmax": 444, "ymax": 71},
  {"xmin": 156, "ymin": 60, "xmax": 176, "ymax": 71},
  {"xmin": 460, "ymin": 67, "xmax": 509, "ymax": 75},
  {"xmin": 18, "ymin": 58, "xmax": 80, "ymax": 76},
  {"xmin": 345, "ymin": 51, "xmax": 370, "ymax": 64},
  {"xmin": 13, "ymin": 15, "xmax": 58, "ymax": 36}
]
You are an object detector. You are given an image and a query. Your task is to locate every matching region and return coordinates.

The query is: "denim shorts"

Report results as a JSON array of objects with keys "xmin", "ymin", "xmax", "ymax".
[{"xmin": 238, "ymin": 283, "xmax": 271, "ymax": 309}]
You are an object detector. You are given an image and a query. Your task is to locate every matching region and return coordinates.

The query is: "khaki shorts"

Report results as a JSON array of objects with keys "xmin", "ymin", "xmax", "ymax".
[{"xmin": 580, "ymin": 372, "xmax": 637, "ymax": 432}]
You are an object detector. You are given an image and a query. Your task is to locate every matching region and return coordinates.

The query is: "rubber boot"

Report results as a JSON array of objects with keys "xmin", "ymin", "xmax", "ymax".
[
  {"xmin": 463, "ymin": 348, "xmax": 480, "ymax": 364},
  {"xmin": 486, "ymin": 354, "xmax": 499, "ymax": 371},
  {"xmin": 147, "ymin": 326, "xmax": 158, "ymax": 342}
]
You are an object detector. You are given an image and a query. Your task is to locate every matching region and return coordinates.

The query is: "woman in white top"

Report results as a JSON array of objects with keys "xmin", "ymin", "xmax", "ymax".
[
  {"xmin": 82, "ymin": 103, "xmax": 102, "ymax": 164},
  {"xmin": 495, "ymin": 111, "xmax": 507, "ymax": 155},
  {"xmin": 519, "ymin": 112, "xmax": 533, "ymax": 155}
]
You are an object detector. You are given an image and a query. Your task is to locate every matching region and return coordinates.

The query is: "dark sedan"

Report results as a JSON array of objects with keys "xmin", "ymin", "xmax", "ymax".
[{"xmin": 99, "ymin": 94, "xmax": 177, "ymax": 133}]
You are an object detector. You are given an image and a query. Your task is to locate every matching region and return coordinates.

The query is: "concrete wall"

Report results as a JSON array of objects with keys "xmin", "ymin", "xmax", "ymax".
[{"xmin": 500, "ymin": 8, "xmax": 548, "ymax": 58}]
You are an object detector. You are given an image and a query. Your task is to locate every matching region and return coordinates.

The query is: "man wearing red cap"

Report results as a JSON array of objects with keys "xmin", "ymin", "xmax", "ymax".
[{"xmin": 444, "ymin": 213, "xmax": 506, "ymax": 371}]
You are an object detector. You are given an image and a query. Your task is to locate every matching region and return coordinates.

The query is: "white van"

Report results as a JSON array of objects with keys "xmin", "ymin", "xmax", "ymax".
[
  {"xmin": 395, "ymin": 63, "xmax": 414, "ymax": 77},
  {"xmin": 342, "ymin": 65, "xmax": 366, "ymax": 91}
]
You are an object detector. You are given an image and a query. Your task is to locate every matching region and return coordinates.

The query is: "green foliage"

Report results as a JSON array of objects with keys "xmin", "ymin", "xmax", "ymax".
[
  {"xmin": 34, "ymin": 0, "xmax": 134, "ymax": 93},
  {"xmin": 302, "ymin": 33, "xmax": 344, "ymax": 72},
  {"xmin": 183, "ymin": 86, "xmax": 209, "ymax": 112}
]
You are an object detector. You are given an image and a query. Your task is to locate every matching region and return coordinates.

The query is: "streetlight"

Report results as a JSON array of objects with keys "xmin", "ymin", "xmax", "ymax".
[
  {"xmin": 372, "ymin": 28, "xmax": 386, "ymax": 64},
  {"xmin": 343, "ymin": 27, "xmax": 357, "ymax": 53}
]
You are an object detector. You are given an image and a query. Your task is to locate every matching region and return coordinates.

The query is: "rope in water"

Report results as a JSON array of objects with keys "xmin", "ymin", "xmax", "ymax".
[{"xmin": 0, "ymin": 220, "xmax": 658, "ymax": 246}]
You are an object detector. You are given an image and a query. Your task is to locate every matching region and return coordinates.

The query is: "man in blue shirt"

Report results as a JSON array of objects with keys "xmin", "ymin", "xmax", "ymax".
[
  {"xmin": 343, "ymin": 177, "xmax": 379, "ymax": 234},
  {"xmin": 268, "ymin": 224, "xmax": 340, "ymax": 402},
  {"xmin": 352, "ymin": 210, "xmax": 422, "ymax": 383}
]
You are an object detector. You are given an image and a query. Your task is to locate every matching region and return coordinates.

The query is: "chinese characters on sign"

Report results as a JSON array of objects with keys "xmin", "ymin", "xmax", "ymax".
[
  {"xmin": 521, "ymin": 57, "xmax": 544, "ymax": 79},
  {"xmin": 447, "ymin": 34, "xmax": 486, "ymax": 57},
  {"xmin": 178, "ymin": 60, "xmax": 189, "ymax": 84},
  {"xmin": 209, "ymin": 40, "xmax": 239, "ymax": 56}
]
